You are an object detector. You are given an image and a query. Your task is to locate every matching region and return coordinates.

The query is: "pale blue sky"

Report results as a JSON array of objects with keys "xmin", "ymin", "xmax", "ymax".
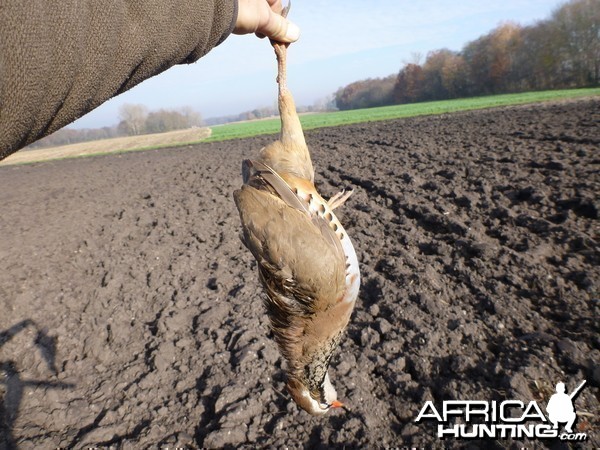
[{"xmin": 72, "ymin": 0, "xmax": 565, "ymax": 129}]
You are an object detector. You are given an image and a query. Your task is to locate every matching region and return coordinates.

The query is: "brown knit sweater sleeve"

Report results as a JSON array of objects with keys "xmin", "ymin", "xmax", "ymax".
[{"xmin": 0, "ymin": 0, "xmax": 237, "ymax": 159}]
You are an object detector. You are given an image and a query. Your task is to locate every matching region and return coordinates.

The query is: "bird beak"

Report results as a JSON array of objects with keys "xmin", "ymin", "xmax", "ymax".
[{"xmin": 331, "ymin": 400, "xmax": 344, "ymax": 408}]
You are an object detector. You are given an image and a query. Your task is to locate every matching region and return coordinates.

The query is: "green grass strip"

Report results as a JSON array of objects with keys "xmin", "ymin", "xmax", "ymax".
[{"xmin": 204, "ymin": 87, "xmax": 600, "ymax": 143}]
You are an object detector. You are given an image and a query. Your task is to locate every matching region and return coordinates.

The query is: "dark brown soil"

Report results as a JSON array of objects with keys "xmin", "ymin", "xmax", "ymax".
[{"xmin": 1, "ymin": 99, "xmax": 598, "ymax": 449}]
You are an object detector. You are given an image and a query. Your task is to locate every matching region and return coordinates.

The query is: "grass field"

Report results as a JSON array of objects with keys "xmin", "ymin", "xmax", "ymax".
[
  {"xmin": 205, "ymin": 87, "xmax": 600, "ymax": 142},
  {"xmin": 2, "ymin": 87, "xmax": 598, "ymax": 166}
]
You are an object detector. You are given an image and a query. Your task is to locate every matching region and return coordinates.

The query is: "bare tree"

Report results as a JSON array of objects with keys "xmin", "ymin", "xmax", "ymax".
[
  {"xmin": 180, "ymin": 106, "xmax": 203, "ymax": 127},
  {"xmin": 118, "ymin": 104, "xmax": 148, "ymax": 135}
]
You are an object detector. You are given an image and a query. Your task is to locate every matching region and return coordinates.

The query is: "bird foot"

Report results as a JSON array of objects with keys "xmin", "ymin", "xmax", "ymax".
[{"xmin": 328, "ymin": 189, "xmax": 354, "ymax": 210}]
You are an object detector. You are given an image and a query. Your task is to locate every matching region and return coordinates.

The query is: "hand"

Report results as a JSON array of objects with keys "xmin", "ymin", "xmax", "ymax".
[{"xmin": 234, "ymin": 0, "xmax": 300, "ymax": 43}]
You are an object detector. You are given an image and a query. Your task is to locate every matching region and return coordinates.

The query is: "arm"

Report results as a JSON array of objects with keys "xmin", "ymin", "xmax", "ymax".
[{"xmin": 0, "ymin": 0, "xmax": 237, "ymax": 159}]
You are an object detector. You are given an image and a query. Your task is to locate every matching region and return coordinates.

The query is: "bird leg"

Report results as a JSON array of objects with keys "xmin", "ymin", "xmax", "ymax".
[
  {"xmin": 328, "ymin": 189, "xmax": 354, "ymax": 211},
  {"xmin": 271, "ymin": 0, "xmax": 290, "ymax": 94},
  {"xmin": 270, "ymin": 39, "xmax": 310, "ymax": 164},
  {"xmin": 273, "ymin": 42, "xmax": 290, "ymax": 96},
  {"xmin": 263, "ymin": 0, "xmax": 314, "ymax": 182}
]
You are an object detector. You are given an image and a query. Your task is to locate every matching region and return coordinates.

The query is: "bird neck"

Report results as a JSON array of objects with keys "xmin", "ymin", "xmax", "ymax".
[{"xmin": 298, "ymin": 330, "xmax": 343, "ymax": 402}]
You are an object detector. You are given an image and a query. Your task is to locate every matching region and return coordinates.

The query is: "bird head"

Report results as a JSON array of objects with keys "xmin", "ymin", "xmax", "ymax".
[{"xmin": 287, "ymin": 372, "xmax": 344, "ymax": 415}]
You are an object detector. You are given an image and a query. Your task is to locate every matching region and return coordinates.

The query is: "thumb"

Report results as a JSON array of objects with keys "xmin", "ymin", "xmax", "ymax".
[{"xmin": 261, "ymin": 12, "xmax": 300, "ymax": 43}]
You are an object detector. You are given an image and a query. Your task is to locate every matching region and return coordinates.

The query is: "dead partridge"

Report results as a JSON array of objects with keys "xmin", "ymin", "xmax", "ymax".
[{"xmin": 233, "ymin": 38, "xmax": 360, "ymax": 415}]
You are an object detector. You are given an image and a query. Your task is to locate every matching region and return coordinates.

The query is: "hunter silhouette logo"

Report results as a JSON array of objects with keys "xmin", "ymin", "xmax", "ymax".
[
  {"xmin": 546, "ymin": 380, "xmax": 586, "ymax": 433},
  {"xmin": 415, "ymin": 379, "xmax": 588, "ymax": 442}
]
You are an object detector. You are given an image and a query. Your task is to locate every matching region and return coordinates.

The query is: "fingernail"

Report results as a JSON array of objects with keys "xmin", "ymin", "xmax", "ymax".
[{"xmin": 285, "ymin": 22, "xmax": 300, "ymax": 42}]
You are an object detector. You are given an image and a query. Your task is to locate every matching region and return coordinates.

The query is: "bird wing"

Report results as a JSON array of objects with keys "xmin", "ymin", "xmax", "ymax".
[
  {"xmin": 233, "ymin": 185, "xmax": 347, "ymax": 316},
  {"xmin": 242, "ymin": 159, "xmax": 309, "ymax": 215},
  {"xmin": 242, "ymin": 159, "xmax": 345, "ymax": 263}
]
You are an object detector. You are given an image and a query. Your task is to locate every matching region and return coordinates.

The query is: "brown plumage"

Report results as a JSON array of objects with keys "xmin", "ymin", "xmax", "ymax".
[{"xmin": 233, "ymin": 31, "xmax": 360, "ymax": 415}]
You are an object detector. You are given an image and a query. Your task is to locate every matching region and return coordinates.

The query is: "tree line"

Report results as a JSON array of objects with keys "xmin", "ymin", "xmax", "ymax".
[
  {"xmin": 27, "ymin": 105, "xmax": 203, "ymax": 149},
  {"xmin": 335, "ymin": 0, "xmax": 599, "ymax": 110},
  {"xmin": 28, "ymin": 96, "xmax": 338, "ymax": 148},
  {"xmin": 204, "ymin": 96, "xmax": 336, "ymax": 126}
]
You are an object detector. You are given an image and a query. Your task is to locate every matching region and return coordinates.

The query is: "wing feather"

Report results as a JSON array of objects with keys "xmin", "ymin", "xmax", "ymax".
[
  {"xmin": 242, "ymin": 160, "xmax": 309, "ymax": 215},
  {"xmin": 233, "ymin": 186, "xmax": 346, "ymax": 316},
  {"xmin": 242, "ymin": 159, "xmax": 345, "ymax": 263}
]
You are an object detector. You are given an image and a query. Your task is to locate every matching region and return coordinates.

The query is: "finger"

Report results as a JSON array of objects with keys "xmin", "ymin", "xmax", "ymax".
[{"xmin": 260, "ymin": 11, "xmax": 299, "ymax": 43}]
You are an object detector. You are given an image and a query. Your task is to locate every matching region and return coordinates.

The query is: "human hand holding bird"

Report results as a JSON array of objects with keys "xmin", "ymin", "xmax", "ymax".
[{"xmin": 233, "ymin": 3, "xmax": 360, "ymax": 416}]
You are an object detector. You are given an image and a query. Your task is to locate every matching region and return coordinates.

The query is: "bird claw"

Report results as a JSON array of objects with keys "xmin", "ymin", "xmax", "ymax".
[{"xmin": 328, "ymin": 189, "xmax": 354, "ymax": 210}]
